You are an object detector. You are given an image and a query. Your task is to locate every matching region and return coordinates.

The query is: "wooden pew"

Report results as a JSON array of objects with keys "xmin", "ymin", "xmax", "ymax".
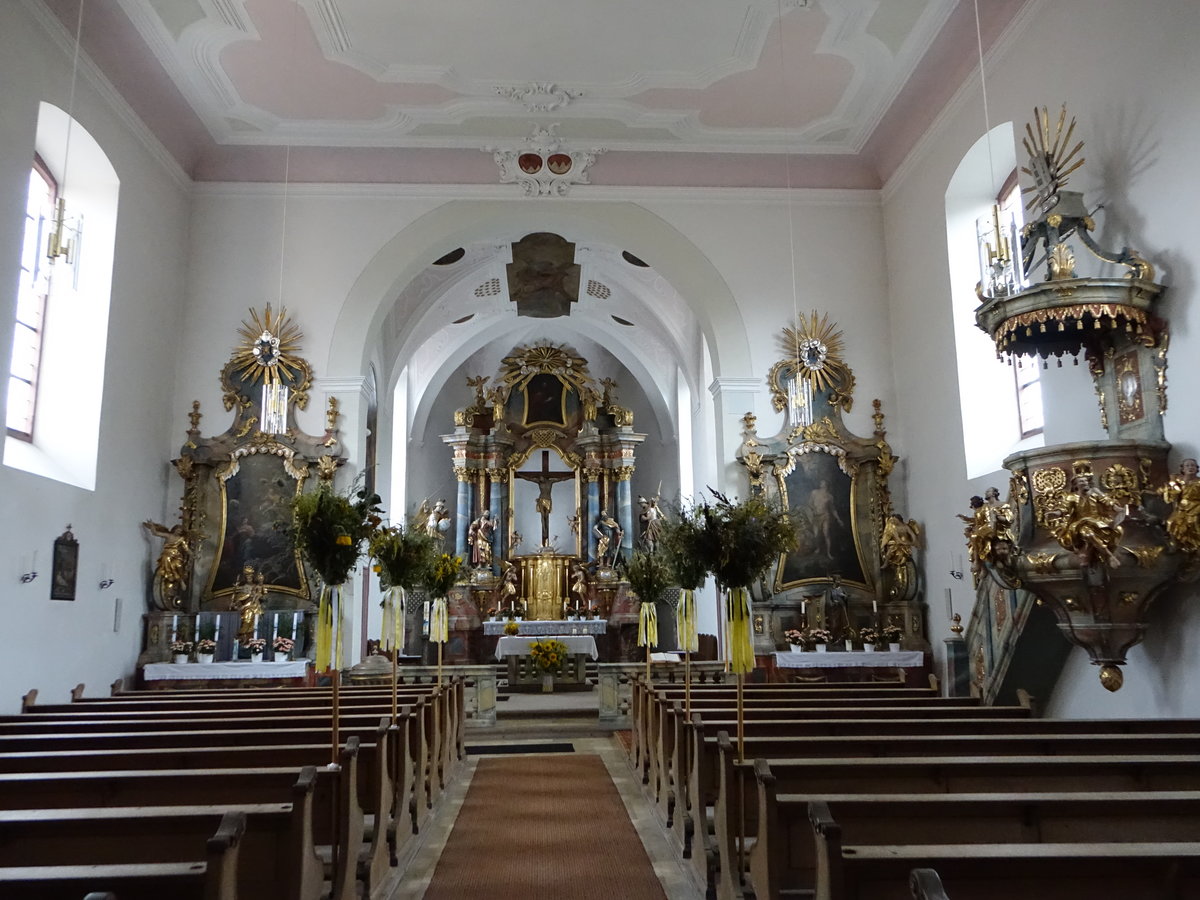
[
  {"xmin": 751, "ymin": 771, "xmax": 1200, "ymax": 900},
  {"xmin": 652, "ymin": 701, "xmax": 1032, "ymax": 858},
  {"xmin": 715, "ymin": 740, "xmax": 1200, "ymax": 900},
  {"xmin": 813, "ymin": 835, "xmax": 1200, "ymax": 900},
  {"xmin": 0, "ymin": 735, "xmax": 380, "ymax": 900},
  {"xmin": 0, "ymin": 809, "xmax": 245, "ymax": 900}
]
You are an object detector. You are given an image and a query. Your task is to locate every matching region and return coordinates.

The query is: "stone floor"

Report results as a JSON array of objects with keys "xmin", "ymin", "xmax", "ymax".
[{"xmin": 380, "ymin": 687, "xmax": 705, "ymax": 899}]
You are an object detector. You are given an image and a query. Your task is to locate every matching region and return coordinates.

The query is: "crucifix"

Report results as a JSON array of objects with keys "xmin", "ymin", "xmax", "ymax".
[{"xmin": 514, "ymin": 450, "xmax": 575, "ymax": 546}]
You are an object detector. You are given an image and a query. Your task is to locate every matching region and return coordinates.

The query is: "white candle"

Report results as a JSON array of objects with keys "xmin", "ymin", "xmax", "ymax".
[
  {"xmin": 944, "ymin": 587, "xmax": 954, "ymax": 622},
  {"xmin": 254, "ymin": 613, "xmax": 260, "ymax": 638},
  {"xmin": 171, "ymin": 614, "xmax": 178, "ymax": 643},
  {"xmin": 291, "ymin": 611, "xmax": 299, "ymax": 639},
  {"xmin": 872, "ymin": 600, "xmax": 878, "ymax": 613}
]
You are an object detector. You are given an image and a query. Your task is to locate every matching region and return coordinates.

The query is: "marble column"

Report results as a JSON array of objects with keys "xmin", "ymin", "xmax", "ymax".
[
  {"xmin": 454, "ymin": 469, "xmax": 471, "ymax": 559},
  {"xmin": 488, "ymin": 469, "xmax": 506, "ymax": 570},
  {"xmin": 586, "ymin": 472, "xmax": 600, "ymax": 561},
  {"xmin": 616, "ymin": 468, "xmax": 634, "ymax": 560}
]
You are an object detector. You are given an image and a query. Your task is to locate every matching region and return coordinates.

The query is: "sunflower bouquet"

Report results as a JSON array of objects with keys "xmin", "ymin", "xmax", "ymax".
[{"xmin": 528, "ymin": 639, "xmax": 569, "ymax": 674}]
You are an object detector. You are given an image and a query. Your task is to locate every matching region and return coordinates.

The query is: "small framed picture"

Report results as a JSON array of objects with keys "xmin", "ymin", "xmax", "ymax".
[{"xmin": 50, "ymin": 526, "xmax": 78, "ymax": 602}]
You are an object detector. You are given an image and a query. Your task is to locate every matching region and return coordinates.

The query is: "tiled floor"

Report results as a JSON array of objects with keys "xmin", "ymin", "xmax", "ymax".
[{"xmin": 381, "ymin": 690, "xmax": 705, "ymax": 900}]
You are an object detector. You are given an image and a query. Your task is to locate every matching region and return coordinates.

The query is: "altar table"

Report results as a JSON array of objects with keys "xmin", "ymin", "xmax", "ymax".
[
  {"xmin": 774, "ymin": 650, "xmax": 924, "ymax": 668},
  {"xmin": 483, "ymin": 619, "xmax": 606, "ymax": 636},
  {"xmin": 142, "ymin": 660, "xmax": 311, "ymax": 690},
  {"xmin": 495, "ymin": 635, "xmax": 599, "ymax": 660}
]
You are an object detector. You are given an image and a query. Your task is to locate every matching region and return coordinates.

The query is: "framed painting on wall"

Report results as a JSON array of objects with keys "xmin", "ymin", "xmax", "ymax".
[
  {"xmin": 50, "ymin": 526, "xmax": 78, "ymax": 601},
  {"xmin": 775, "ymin": 448, "xmax": 868, "ymax": 590}
]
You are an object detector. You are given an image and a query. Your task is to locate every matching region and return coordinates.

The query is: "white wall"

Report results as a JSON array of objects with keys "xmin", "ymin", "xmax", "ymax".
[
  {"xmin": 881, "ymin": 0, "xmax": 1200, "ymax": 715},
  {"xmin": 0, "ymin": 4, "xmax": 191, "ymax": 713}
]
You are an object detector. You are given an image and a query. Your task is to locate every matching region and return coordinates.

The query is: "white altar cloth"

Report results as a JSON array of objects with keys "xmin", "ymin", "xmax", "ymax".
[
  {"xmin": 495, "ymin": 635, "xmax": 599, "ymax": 661},
  {"xmin": 144, "ymin": 660, "xmax": 310, "ymax": 680},
  {"xmin": 483, "ymin": 619, "xmax": 606, "ymax": 636},
  {"xmin": 774, "ymin": 650, "xmax": 924, "ymax": 669}
]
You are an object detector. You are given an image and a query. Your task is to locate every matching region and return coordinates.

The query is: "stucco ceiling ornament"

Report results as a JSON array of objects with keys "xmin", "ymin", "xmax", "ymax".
[
  {"xmin": 486, "ymin": 124, "xmax": 606, "ymax": 197},
  {"xmin": 495, "ymin": 82, "xmax": 584, "ymax": 113}
]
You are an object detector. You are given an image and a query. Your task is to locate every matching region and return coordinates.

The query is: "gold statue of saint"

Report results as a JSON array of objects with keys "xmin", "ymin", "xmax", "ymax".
[
  {"xmin": 232, "ymin": 565, "xmax": 266, "ymax": 644},
  {"xmin": 1162, "ymin": 458, "xmax": 1200, "ymax": 553},
  {"xmin": 142, "ymin": 520, "xmax": 192, "ymax": 610},
  {"xmin": 880, "ymin": 514, "xmax": 921, "ymax": 569}
]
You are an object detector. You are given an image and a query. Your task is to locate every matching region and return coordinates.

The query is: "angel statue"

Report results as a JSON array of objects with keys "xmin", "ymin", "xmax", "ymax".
[
  {"xmin": 419, "ymin": 498, "xmax": 451, "ymax": 546},
  {"xmin": 142, "ymin": 519, "xmax": 193, "ymax": 610},
  {"xmin": 1046, "ymin": 471, "xmax": 1124, "ymax": 568},
  {"xmin": 880, "ymin": 514, "xmax": 922, "ymax": 569}
]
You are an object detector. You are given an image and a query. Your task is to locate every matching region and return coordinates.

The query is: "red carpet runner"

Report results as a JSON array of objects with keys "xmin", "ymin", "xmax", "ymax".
[{"xmin": 422, "ymin": 753, "xmax": 667, "ymax": 899}]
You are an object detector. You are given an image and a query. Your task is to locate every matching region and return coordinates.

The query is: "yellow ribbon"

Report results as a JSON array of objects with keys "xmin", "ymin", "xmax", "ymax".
[
  {"xmin": 676, "ymin": 589, "xmax": 699, "ymax": 652},
  {"xmin": 430, "ymin": 597, "xmax": 449, "ymax": 644},
  {"xmin": 381, "ymin": 586, "xmax": 406, "ymax": 653},
  {"xmin": 725, "ymin": 586, "xmax": 754, "ymax": 674},
  {"xmin": 315, "ymin": 584, "xmax": 332, "ymax": 671},
  {"xmin": 637, "ymin": 601, "xmax": 658, "ymax": 648}
]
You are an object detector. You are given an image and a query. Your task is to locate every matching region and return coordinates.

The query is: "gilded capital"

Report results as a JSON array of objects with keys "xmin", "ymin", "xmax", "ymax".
[
  {"xmin": 454, "ymin": 466, "xmax": 472, "ymax": 483},
  {"xmin": 615, "ymin": 466, "xmax": 636, "ymax": 482}
]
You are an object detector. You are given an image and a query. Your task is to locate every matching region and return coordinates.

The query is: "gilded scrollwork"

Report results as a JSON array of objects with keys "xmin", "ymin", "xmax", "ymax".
[
  {"xmin": 1031, "ymin": 466, "xmax": 1068, "ymax": 526},
  {"xmin": 1101, "ymin": 463, "xmax": 1140, "ymax": 507},
  {"xmin": 1026, "ymin": 551, "xmax": 1058, "ymax": 575}
]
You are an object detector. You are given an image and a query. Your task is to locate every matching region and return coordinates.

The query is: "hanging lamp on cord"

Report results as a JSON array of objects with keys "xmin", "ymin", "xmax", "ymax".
[
  {"xmin": 972, "ymin": 0, "xmax": 1022, "ymax": 301},
  {"xmin": 47, "ymin": 0, "xmax": 85, "ymax": 265}
]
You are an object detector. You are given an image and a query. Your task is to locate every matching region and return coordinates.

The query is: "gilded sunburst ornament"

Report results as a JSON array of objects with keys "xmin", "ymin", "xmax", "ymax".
[
  {"xmin": 769, "ymin": 311, "xmax": 856, "ymax": 412},
  {"xmin": 232, "ymin": 305, "xmax": 305, "ymax": 388},
  {"xmin": 1021, "ymin": 104, "xmax": 1085, "ymax": 216}
]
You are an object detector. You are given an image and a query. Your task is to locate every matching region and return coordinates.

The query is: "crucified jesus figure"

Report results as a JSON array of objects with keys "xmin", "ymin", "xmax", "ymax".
[{"xmin": 514, "ymin": 450, "xmax": 575, "ymax": 546}]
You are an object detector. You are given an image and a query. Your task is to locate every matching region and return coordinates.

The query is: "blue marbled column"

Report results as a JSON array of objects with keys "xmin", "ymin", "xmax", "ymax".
[
  {"xmin": 617, "ymin": 475, "xmax": 634, "ymax": 560},
  {"xmin": 489, "ymin": 475, "xmax": 505, "ymax": 570},
  {"xmin": 455, "ymin": 477, "xmax": 471, "ymax": 559},
  {"xmin": 586, "ymin": 478, "xmax": 600, "ymax": 561}
]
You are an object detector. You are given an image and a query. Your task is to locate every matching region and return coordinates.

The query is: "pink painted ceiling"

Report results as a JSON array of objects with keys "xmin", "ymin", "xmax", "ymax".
[{"xmin": 40, "ymin": 0, "xmax": 1028, "ymax": 187}]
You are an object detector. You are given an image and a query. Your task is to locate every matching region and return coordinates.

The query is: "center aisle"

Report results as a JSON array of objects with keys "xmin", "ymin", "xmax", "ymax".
[{"xmin": 420, "ymin": 753, "xmax": 668, "ymax": 900}]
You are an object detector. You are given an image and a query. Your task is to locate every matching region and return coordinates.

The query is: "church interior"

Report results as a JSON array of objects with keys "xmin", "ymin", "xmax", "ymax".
[{"xmin": 4, "ymin": 1, "xmax": 1200, "ymax": 898}]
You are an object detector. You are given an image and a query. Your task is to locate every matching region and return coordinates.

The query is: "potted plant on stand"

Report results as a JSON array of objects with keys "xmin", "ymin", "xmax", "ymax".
[
  {"xmin": 693, "ymin": 490, "xmax": 797, "ymax": 761},
  {"xmin": 883, "ymin": 624, "xmax": 903, "ymax": 652},
  {"xmin": 371, "ymin": 520, "xmax": 436, "ymax": 722},
  {"xmin": 807, "ymin": 627, "xmax": 833, "ymax": 652},
  {"xmin": 422, "ymin": 552, "xmax": 464, "ymax": 685},
  {"xmin": 245, "ymin": 637, "xmax": 267, "ymax": 663},
  {"xmin": 783, "ymin": 629, "xmax": 805, "ymax": 650},
  {"xmin": 659, "ymin": 503, "xmax": 710, "ymax": 719},
  {"xmin": 196, "ymin": 638, "xmax": 217, "ymax": 664},
  {"xmin": 625, "ymin": 549, "xmax": 673, "ymax": 685},
  {"xmin": 858, "ymin": 627, "xmax": 879, "ymax": 652},
  {"xmin": 169, "ymin": 640, "xmax": 193, "ymax": 664},
  {"xmin": 273, "ymin": 635, "xmax": 295, "ymax": 660},
  {"xmin": 292, "ymin": 474, "xmax": 384, "ymax": 763}
]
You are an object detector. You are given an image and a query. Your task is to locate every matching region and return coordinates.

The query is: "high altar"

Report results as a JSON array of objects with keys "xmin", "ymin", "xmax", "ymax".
[{"xmin": 424, "ymin": 342, "xmax": 659, "ymax": 663}]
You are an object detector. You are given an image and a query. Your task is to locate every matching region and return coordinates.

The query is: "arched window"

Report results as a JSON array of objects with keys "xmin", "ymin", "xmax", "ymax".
[
  {"xmin": 945, "ymin": 124, "xmax": 1044, "ymax": 478},
  {"xmin": 6, "ymin": 157, "xmax": 57, "ymax": 440},
  {"xmin": 4, "ymin": 103, "xmax": 118, "ymax": 490}
]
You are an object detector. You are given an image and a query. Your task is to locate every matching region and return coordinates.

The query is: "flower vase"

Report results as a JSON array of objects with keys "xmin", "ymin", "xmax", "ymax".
[
  {"xmin": 864, "ymin": 643, "xmax": 875, "ymax": 652},
  {"xmin": 815, "ymin": 643, "xmax": 827, "ymax": 653},
  {"xmin": 199, "ymin": 653, "xmax": 214, "ymax": 664},
  {"xmin": 173, "ymin": 653, "xmax": 188, "ymax": 665},
  {"xmin": 890, "ymin": 642, "xmax": 901, "ymax": 652},
  {"xmin": 251, "ymin": 652, "xmax": 263, "ymax": 663},
  {"xmin": 787, "ymin": 643, "xmax": 802, "ymax": 652},
  {"xmin": 541, "ymin": 673, "xmax": 554, "ymax": 693}
]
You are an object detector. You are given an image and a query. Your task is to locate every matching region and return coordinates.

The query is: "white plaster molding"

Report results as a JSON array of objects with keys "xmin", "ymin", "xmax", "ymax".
[
  {"xmin": 880, "ymin": 0, "xmax": 1046, "ymax": 204},
  {"xmin": 495, "ymin": 82, "xmax": 583, "ymax": 113},
  {"xmin": 317, "ymin": 375, "xmax": 374, "ymax": 405},
  {"xmin": 191, "ymin": 180, "xmax": 881, "ymax": 208},
  {"xmin": 709, "ymin": 376, "xmax": 762, "ymax": 398},
  {"xmin": 486, "ymin": 124, "xmax": 605, "ymax": 197},
  {"xmin": 22, "ymin": 0, "xmax": 190, "ymax": 190}
]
